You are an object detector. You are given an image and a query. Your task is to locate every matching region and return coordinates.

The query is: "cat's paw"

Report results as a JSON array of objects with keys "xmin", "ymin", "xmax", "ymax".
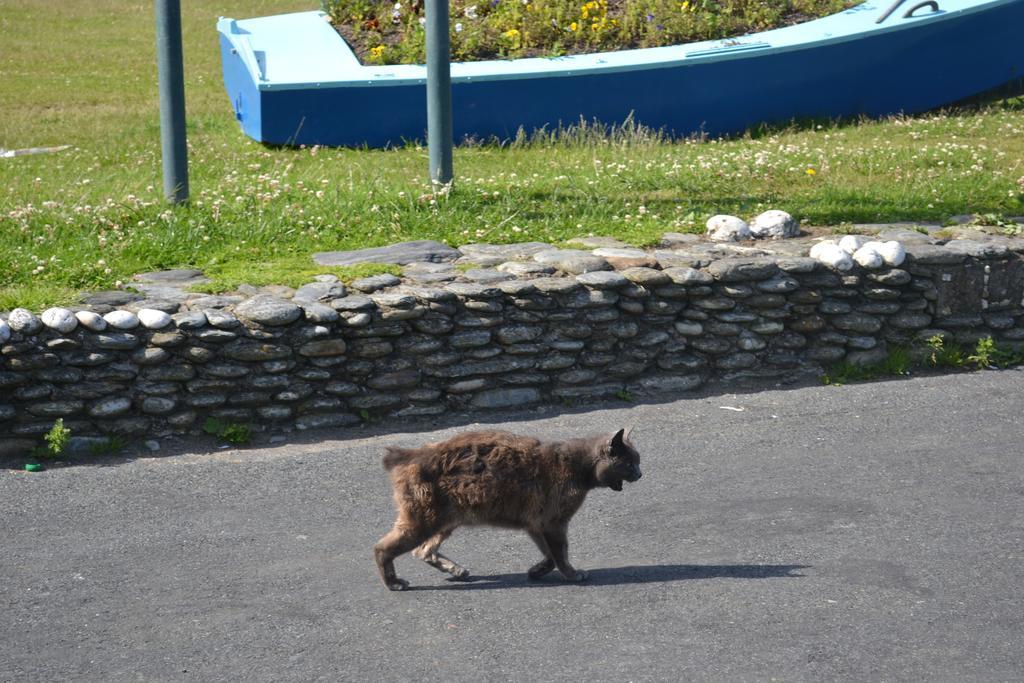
[
  {"xmin": 561, "ymin": 568, "xmax": 588, "ymax": 583},
  {"xmin": 527, "ymin": 559, "xmax": 555, "ymax": 580},
  {"xmin": 385, "ymin": 577, "xmax": 410, "ymax": 591},
  {"xmin": 449, "ymin": 566, "xmax": 471, "ymax": 581}
]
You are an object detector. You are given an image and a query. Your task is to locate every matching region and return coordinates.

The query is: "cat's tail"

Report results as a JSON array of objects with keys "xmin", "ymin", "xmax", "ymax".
[{"xmin": 382, "ymin": 447, "xmax": 416, "ymax": 471}]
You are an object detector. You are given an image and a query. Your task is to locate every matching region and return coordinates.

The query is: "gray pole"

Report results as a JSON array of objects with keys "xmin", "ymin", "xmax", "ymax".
[
  {"xmin": 155, "ymin": 0, "xmax": 189, "ymax": 204},
  {"xmin": 425, "ymin": 0, "xmax": 453, "ymax": 187}
]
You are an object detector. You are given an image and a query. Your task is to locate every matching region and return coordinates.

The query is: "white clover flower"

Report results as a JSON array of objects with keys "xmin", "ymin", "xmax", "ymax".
[
  {"xmin": 455, "ymin": 22, "xmax": 463, "ymax": 32},
  {"xmin": 464, "ymin": 6, "xmax": 478, "ymax": 19}
]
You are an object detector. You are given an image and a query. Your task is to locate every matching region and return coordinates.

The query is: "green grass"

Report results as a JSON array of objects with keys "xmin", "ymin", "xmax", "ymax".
[
  {"xmin": 2, "ymin": 0, "xmax": 1024, "ymax": 309},
  {"xmin": 192, "ymin": 260, "xmax": 403, "ymax": 294}
]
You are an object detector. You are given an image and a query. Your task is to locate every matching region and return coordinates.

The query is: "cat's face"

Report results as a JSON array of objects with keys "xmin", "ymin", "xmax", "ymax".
[{"xmin": 596, "ymin": 428, "xmax": 642, "ymax": 492}]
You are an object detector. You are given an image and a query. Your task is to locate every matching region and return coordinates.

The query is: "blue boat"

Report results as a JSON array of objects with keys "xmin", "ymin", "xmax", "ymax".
[{"xmin": 217, "ymin": 0, "xmax": 1024, "ymax": 147}]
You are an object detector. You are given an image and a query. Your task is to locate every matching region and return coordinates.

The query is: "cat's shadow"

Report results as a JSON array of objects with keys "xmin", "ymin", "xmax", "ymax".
[{"xmin": 411, "ymin": 563, "xmax": 808, "ymax": 591}]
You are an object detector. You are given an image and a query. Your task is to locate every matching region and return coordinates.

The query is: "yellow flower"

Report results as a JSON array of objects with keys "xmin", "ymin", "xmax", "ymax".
[
  {"xmin": 369, "ymin": 45, "xmax": 385, "ymax": 60},
  {"xmin": 806, "ymin": 167, "xmax": 817, "ymax": 176},
  {"xmin": 680, "ymin": 1, "xmax": 689, "ymax": 10},
  {"xmin": 503, "ymin": 28, "xmax": 520, "ymax": 39},
  {"xmin": 570, "ymin": 21, "xmax": 578, "ymax": 31}
]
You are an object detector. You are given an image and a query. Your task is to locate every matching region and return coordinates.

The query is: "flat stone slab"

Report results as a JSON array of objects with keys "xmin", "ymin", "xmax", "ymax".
[
  {"xmin": 293, "ymin": 281, "xmax": 348, "ymax": 302},
  {"xmin": 533, "ymin": 249, "xmax": 611, "ymax": 274},
  {"xmin": 350, "ymin": 274, "xmax": 401, "ymax": 293},
  {"xmin": 877, "ymin": 229, "xmax": 936, "ymax": 244},
  {"xmin": 458, "ymin": 242, "xmax": 552, "ymax": 261},
  {"xmin": 944, "ymin": 239, "xmax": 1010, "ymax": 258},
  {"xmin": 186, "ymin": 295, "xmax": 244, "ymax": 310},
  {"xmin": 497, "ymin": 262, "xmax": 556, "ymax": 276},
  {"xmin": 852, "ymin": 222, "xmax": 943, "ymax": 233},
  {"xmin": 134, "ymin": 269, "xmax": 207, "ymax": 284},
  {"xmin": 313, "ymin": 240, "xmax": 460, "ymax": 266},
  {"xmin": 79, "ymin": 291, "xmax": 143, "ymax": 308},
  {"xmin": 402, "ymin": 270, "xmax": 457, "ymax": 284},
  {"xmin": 462, "ymin": 269, "xmax": 514, "ymax": 284},
  {"xmin": 130, "ymin": 269, "xmax": 210, "ymax": 303},
  {"xmin": 659, "ymin": 232, "xmax": 702, "ymax": 248},
  {"xmin": 567, "ymin": 236, "xmax": 629, "ymax": 249}
]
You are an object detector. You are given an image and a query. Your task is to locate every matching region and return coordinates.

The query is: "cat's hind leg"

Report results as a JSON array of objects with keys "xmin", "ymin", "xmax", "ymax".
[
  {"xmin": 412, "ymin": 529, "xmax": 470, "ymax": 580},
  {"xmin": 526, "ymin": 529, "xmax": 556, "ymax": 580}
]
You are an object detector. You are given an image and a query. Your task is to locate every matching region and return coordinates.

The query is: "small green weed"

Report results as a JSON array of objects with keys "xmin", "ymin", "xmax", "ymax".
[
  {"xmin": 966, "ymin": 336, "xmax": 1024, "ymax": 369},
  {"xmin": 614, "ymin": 389, "xmax": 634, "ymax": 402},
  {"xmin": 830, "ymin": 222, "xmax": 859, "ymax": 235},
  {"xmin": 822, "ymin": 347, "xmax": 910, "ymax": 385},
  {"xmin": 89, "ymin": 435, "xmax": 128, "ymax": 457},
  {"xmin": 970, "ymin": 212, "xmax": 1019, "ymax": 230},
  {"xmin": 202, "ymin": 417, "xmax": 251, "ymax": 445},
  {"xmin": 925, "ymin": 334, "xmax": 965, "ymax": 368},
  {"xmin": 30, "ymin": 419, "xmax": 72, "ymax": 460}
]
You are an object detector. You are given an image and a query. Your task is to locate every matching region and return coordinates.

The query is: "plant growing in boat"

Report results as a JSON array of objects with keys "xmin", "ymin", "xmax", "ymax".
[{"xmin": 322, "ymin": 0, "xmax": 858, "ymax": 64}]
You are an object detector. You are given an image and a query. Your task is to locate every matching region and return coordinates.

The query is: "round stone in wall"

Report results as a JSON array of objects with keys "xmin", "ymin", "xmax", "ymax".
[
  {"xmin": 76, "ymin": 310, "xmax": 107, "ymax": 332},
  {"xmin": 706, "ymin": 215, "xmax": 751, "ymax": 242},
  {"xmin": 749, "ymin": 210, "xmax": 799, "ymax": 239},
  {"xmin": 877, "ymin": 241, "xmax": 906, "ymax": 267},
  {"xmin": 234, "ymin": 296, "xmax": 302, "ymax": 326},
  {"xmin": 852, "ymin": 245, "xmax": 884, "ymax": 268},
  {"xmin": 89, "ymin": 396, "xmax": 133, "ymax": 418},
  {"xmin": 576, "ymin": 271, "xmax": 629, "ymax": 289},
  {"xmin": 138, "ymin": 308, "xmax": 173, "ymax": 329},
  {"xmin": 8, "ymin": 308, "xmax": 42, "ymax": 334},
  {"xmin": 0, "ymin": 319, "xmax": 10, "ymax": 343},
  {"xmin": 103, "ymin": 310, "xmax": 140, "ymax": 330},
  {"xmin": 41, "ymin": 308, "xmax": 78, "ymax": 334}
]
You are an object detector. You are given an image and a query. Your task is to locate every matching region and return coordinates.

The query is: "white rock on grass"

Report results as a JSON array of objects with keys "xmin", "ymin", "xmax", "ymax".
[
  {"xmin": 706, "ymin": 215, "xmax": 752, "ymax": 242},
  {"xmin": 815, "ymin": 243, "xmax": 854, "ymax": 271},
  {"xmin": 749, "ymin": 210, "xmax": 799, "ymax": 239},
  {"xmin": 877, "ymin": 240, "xmax": 906, "ymax": 266},
  {"xmin": 76, "ymin": 310, "xmax": 107, "ymax": 332},
  {"xmin": 852, "ymin": 245, "xmax": 884, "ymax": 268},
  {"xmin": 0, "ymin": 319, "xmax": 10, "ymax": 343},
  {"xmin": 103, "ymin": 310, "xmax": 140, "ymax": 330},
  {"xmin": 41, "ymin": 307, "xmax": 78, "ymax": 333},
  {"xmin": 138, "ymin": 308, "xmax": 172, "ymax": 329},
  {"xmin": 8, "ymin": 308, "xmax": 42, "ymax": 334},
  {"xmin": 838, "ymin": 234, "xmax": 869, "ymax": 254}
]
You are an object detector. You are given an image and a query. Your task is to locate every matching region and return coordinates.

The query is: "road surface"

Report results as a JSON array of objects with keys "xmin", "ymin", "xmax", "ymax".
[{"xmin": 3, "ymin": 370, "xmax": 1023, "ymax": 681}]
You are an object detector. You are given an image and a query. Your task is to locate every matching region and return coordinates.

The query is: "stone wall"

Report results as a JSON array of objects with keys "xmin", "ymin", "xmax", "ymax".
[{"xmin": 2, "ymin": 234, "xmax": 1023, "ymax": 444}]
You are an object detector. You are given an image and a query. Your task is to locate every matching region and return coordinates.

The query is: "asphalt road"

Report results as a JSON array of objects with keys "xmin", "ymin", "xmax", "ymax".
[{"xmin": 3, "ymin": 370, "xmax": 1023, "ymax": 682}]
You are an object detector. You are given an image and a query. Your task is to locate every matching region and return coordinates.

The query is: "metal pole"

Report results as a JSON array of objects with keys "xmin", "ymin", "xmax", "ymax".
[
  {"xmin": 425, "ymin": 0, "xmax": 453, "ymax": 187},
  {"xmin": 155, "ymin": 0, "xmax": 189, "ymax": 204}
]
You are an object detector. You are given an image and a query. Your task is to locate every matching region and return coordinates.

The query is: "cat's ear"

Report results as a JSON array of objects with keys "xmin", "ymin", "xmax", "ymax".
[
  {"xmin": 623, "ymin": 425, "xmax": 634, "ymax": 442},
  {"xmin": 609, "ymin": 428, "xmax": 626, "ymax": 451}
]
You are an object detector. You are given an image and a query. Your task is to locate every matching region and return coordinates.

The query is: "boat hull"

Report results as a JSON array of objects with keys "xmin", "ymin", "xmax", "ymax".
[{"xmin": 218, "ymin": 1, "xmax": 1024, "ymax": 147}]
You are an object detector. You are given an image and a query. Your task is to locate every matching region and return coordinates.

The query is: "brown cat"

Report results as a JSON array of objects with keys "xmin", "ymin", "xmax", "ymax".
[{"xmin": 373, "ymin": 427, "xmax": 642, "ymax": 591}]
